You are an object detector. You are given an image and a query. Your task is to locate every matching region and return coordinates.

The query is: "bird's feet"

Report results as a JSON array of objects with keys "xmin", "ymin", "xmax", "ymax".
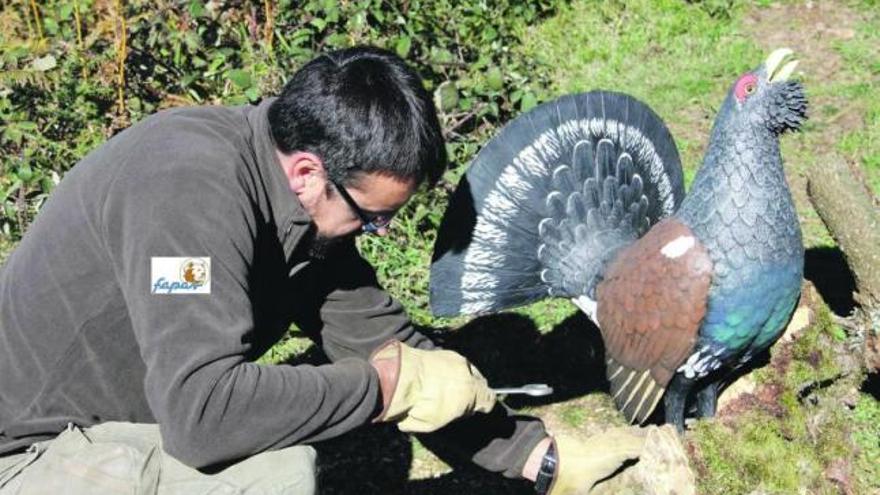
[
  {"xmin": 695, "ymin": 381, "xmax": 719, "ymax": 418},
  {"xmin": 664, "ymin": 375, "xmax": 694, "ymax": 434}
]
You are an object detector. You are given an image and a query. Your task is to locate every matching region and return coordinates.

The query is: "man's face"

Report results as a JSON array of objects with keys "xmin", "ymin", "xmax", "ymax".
[
  {"xmin": 313, "ymin": 172, "xmax": 416, "ymax": 239},
  {"xmin": 279, "ymin": 151, "xmax": 418, "ymax": 248}
]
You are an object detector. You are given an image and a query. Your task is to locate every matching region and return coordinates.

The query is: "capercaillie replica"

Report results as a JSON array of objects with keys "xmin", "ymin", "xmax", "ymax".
[{"xmin": 430, "ymin": 49, "xmax": 808, "ymax": 431}]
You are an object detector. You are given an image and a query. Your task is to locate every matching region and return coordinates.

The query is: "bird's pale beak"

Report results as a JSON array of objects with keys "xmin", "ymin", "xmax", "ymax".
[{"xmin": 766, "ymin": 48, "xmax": 799, "ymax": 84}]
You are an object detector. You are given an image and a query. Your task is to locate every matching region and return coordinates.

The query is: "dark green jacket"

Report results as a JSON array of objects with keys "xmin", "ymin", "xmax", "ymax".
[{"xmin": 0, "ymin": 99, "xmax": 544, "ymax": 476}]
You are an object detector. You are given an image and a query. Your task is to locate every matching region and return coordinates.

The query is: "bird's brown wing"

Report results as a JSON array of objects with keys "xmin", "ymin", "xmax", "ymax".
[{"xmin": 596, "ymin": 218, "xmax": 713, "ymax": 422}]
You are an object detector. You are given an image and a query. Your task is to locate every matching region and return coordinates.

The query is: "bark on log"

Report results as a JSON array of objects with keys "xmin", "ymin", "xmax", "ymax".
[
  {"xmin": 806, "ymin": 154, "xmax": 880, "ymax": 308},
  {"xmin": 807, "ymin": 154, "xmax": 880, "ymax": 371}
]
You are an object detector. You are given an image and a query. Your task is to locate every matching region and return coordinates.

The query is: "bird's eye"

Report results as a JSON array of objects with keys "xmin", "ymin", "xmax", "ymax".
[{"xmin": 734, "ymin": 73, "xmax": 759, "ymax": 102}]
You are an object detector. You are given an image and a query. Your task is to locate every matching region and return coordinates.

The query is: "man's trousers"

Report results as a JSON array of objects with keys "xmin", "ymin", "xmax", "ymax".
[{"xmin": 0, "ymin": 422, "xmax": 317, "ymax": 494}]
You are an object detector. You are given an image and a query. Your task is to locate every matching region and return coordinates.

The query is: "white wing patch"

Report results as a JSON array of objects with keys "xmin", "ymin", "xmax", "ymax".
[
  {"xmin": 661, "ymin": 236, "xmax": 696, "ymax": 259},
  {"xmin": 571, "ymin": 295, "xmax": 599, "ymax": 323},
  {"xmin": 677, "ymin": 346, "xmax": 724, "ymax": 379}
]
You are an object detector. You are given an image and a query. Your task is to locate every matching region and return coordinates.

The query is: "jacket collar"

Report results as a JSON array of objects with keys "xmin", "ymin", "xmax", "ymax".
[{"xmin": 246, "ymin": 97, "xmax": 313, "ymax": 249}]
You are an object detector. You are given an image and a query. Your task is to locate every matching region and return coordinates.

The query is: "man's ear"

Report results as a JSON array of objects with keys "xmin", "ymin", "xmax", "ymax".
[{"xmin": 278, "ymin": 151, "xmax": 324, "ymax": 194}]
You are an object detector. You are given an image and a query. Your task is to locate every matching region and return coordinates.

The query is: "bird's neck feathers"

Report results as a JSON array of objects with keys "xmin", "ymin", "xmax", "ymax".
[
  {"xmin": 706, "ymin": 126, "xmax": 784, "ymax": 182},
  {"xmin": 691, "ymin": 98, "xmax": 790, "ymax": 202},
  {"xmin": 672, "ymin": 110, "xmax": 802, "ymax": 273},
  {"xmin": 675, "ymin": 100, "xmax": 798, "ymax": 242}
]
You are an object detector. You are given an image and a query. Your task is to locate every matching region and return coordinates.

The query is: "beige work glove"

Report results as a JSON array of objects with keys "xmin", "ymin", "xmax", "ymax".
[
  {"xmin": 549, "ymin": 427, "xmax": 647, "ymax": 495},
  {"xmin": 370, "ymin": 340, "xmax": 497, "ymax": 433}
]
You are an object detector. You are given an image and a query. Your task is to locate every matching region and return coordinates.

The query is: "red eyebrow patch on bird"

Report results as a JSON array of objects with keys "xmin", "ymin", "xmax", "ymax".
[
  {"xmin": 597, "ymin": 218, "xmax": 712, "ymax": 391},
  {"xmin": 734, "ymin": 73, "xmax": 759, "ymax": 102}
]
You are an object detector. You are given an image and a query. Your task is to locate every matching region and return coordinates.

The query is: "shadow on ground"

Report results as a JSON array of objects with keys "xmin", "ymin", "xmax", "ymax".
[
  {"xmin": 863, "ymin": 372, "xmax": 880, "ymax": 400},
  {"xmin": 287, "ymin": 246, "xmax": 863, "ymax": 493},
  {"xmin": 804, "ymin": 246, "xmax": 856, "ymax": 316},
  {"xmin": 288, "ymin": 312, "xmax": 609, "ymax": 494}
]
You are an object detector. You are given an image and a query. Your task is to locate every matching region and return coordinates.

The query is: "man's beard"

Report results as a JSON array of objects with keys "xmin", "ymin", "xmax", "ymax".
[{"xmin": 307, "ymin": 232, "xmax": 347, "ymax": 260}]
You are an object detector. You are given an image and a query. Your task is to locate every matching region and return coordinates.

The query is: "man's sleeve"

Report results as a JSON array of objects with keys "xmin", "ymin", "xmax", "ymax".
[
  {"xmin": 101, "ymin": 158, "xmax": 382, "ymax": 468},
  {"xmin": 293, "ymin": 241, "xmax": 436, "ymax": 359},
  {"xmin": 297, "ymin": 244, "xmax": 549, "ymax": 480}
]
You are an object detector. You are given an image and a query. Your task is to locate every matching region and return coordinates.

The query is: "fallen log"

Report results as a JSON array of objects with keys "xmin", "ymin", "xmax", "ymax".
[{"xmin": 807, "ymin": 153, "xmax": 880, "ymax": 371}]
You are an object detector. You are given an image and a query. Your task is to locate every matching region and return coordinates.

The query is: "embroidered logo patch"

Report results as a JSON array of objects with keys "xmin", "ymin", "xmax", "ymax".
[{"xmin": 151, "ymin": 257, "xmax": 211, "ymax": 294}]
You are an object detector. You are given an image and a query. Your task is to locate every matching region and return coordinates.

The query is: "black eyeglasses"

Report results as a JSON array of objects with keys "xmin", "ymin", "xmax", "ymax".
[{"xmin": 329, "ymin": 180, "xmax": 394, "ymax": 234}]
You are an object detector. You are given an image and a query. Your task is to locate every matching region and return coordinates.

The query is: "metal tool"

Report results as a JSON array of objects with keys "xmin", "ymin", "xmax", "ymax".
[{"xmin": 491, "ymin": 383, "xmax": 553, "ymax": 397}]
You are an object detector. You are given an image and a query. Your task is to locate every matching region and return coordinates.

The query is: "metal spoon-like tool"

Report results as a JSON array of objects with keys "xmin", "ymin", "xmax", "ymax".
[{"xmin": 491, "ymin": 383, "xmax": 554, "ymax": 397}]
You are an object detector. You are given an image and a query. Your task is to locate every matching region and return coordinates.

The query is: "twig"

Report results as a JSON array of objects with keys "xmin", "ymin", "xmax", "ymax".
[
  {"xmin": 425, "ymin": 60, "xmax": 468, "ymax": 69},
  {"xmin": 73, "ymin": 0, "xmax": 87, "ymax": 79},
  {"xmin": 73, "ymin": 1, "xmax": 84, "ymax": 47},
  {"xmin": 443, "ymin": 106, "xmax": 484, "ymax": 138},
  {"xmin": 113, "ymin": 0, "xmax": 127, "ymax": 116},
  {"xmin": 263, "ymin": 0, "xmax": 274, "ymax": 51},
  {"xmin": 28, "ymin": 0, "xmax": 44, "ymax": 42},
  {"xmin": 20, "ymin": 0, "xmax": 34, "ymax": 40},
  {"xmin": 15, "ymin": 180, "xmax": 27, "ymax": 234}
]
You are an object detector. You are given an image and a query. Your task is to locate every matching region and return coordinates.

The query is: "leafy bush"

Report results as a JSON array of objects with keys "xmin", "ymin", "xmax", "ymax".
[
  {"xmin": 1, "ymin": 0, "xmax": 561, "ymax": 241},
  {"xmin": 1, "ymin": 0, "xmax": 565, "ymax": 325}
]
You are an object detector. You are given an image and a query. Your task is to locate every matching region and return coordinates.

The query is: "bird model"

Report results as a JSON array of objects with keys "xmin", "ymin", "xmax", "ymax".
[{"xmin": 430, "ymin": 49, "xmax": 808, "ymax": 431}]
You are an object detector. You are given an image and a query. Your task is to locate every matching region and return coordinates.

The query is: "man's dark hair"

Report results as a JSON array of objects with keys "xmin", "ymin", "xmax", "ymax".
[{"xmin": 268, "ymin": 46, "xmax": 446, "ymax": 187}]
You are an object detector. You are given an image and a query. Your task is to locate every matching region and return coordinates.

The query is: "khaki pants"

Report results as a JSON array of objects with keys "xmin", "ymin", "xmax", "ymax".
[{"xmin": 0, "ymin": 423, "xmax": 316, "ymax": 495}]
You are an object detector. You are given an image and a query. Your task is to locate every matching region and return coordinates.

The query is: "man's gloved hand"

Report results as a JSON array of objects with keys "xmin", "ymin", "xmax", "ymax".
[
  {"xmin": 370, "ymin": 340, "xmax": 496, "ymax": 433},
  {"xmin": 549, "ymin": 427, "xmax": 647, "ymax": 494}
]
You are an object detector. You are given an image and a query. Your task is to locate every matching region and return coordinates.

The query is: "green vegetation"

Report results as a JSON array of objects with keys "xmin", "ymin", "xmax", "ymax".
[
  {"xmin": 691, "ymin": 300, "xmax": 877, "ymax": 494},
  {"xmin": 521, "ymin": 0, "xmax": 758, "ymax": 178},
  {"xmin": 852, "ymin": 392, "xmax": 880, "ymax": 489},
  {"xmin": 786, "ymin": 303, "xmax": 844, "ymax": 387},
  {"xmin": 256, "ymin": 334, "xmax": 312, "ymax": 365},
  {"xmin": 1, "ymin": 0, "xmax": 557, "ymax": 239},
  {"xmin": 692, "ymin": 412, "xmax": 823, "ymax": 494},
  {"xmin": 560, "ymin": 401, "xmax": 590, "ymax": 428},
  {"xmin": 834, "ymin": 17, "xmax": 880, "ymax": 196}
]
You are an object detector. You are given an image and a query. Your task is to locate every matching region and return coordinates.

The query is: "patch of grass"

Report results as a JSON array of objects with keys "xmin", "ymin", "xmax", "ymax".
[
  {"xmin": 559, "ymin": 402, "xmax": 589, "ymax": 428},
  {"xmin": 691, "ymin": 412, "xmax": 824, "ymax": 494},
  {"xmin": 777, "ymin": 5, "xmax": 880, "ymax": 246},
  {"xmin": 787, "ymin": 303, "xmax": 843, "ymax": 385},
  {"xmin": 692, "ymin": 379, "xmax": 855, "ymax": 493},
  {"xmin": 836, "ymin": 101, "xmax": 880, "ymax": 196},
  {"xmin": 520, "ymin": 0, "xmax": 759, "ymax": 174},
  {"xmin": 257, "ymin": 333, "xmax": 313, "ymax": 365},
  {"xmin": 357, "ymin": 185, "xmax": 447, "ymax": 327},
  {"xmin": 693, "ymin": 297, "xmax": 870, "ymax": 493},
  {"xmin": 852, "ymin": 392, "xmax": 880, "ymax": 491},
  {"xmin": 513, "ymin": 299, "xmax": 577, "ymax": 333},
  {"xmin": 831, "ymin": 13, "xmax": 880, "ymax": 197}
]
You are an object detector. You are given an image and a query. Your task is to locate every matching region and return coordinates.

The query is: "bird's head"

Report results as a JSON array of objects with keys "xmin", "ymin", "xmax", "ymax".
[{"xmin": 717, "ymin": 48, "xmax": 808, "ymax": 136}]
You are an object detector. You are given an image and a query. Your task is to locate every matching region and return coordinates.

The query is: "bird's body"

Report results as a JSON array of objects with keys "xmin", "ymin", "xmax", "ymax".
[{"xmin": 430, "ymin": 50, "xmax": 807, "ymax": 430}]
